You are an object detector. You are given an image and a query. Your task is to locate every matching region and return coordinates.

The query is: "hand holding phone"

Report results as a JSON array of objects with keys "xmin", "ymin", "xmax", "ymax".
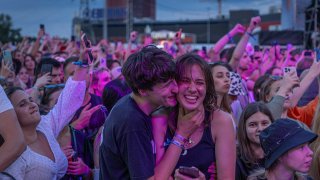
[
  {"xmin": 40, "ymin": 64, "xmax": 53, "ymax": 76},
  {"xmin": 178, "ymin": 166, "xmax": 200, "ymax": 178},
  {"xmin": 2, "ymin": 50, "xmax": 14, "ymax": 71},
  {"xmin": 175, "ymin": 28, "xmax": 182, "ymax": 39},
  {"xmin": 130, "ymin": 31, "xmax": 138, "ymax": 42},
  {"xmin": 283, "ymin": 67, "xmax": 296, "ymax": 76},
  {"xmin": 81, "ymin": 33, "xmax": 93, "ymax": 64}
]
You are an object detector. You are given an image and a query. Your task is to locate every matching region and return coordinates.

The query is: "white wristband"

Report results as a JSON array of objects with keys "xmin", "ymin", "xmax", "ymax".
[{"xmin": 0, "ymin": 85, "xmax": 13, "ymax": 113}]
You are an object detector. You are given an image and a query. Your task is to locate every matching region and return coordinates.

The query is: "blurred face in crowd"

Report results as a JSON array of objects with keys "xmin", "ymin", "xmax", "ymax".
[
  {"xmin": 92, "ymin": 47, "xmax": 99, "ymax": 60},
  {"xmin": 211, "ymin": 65, "xmax": 230, "ymax": 95},
  {"xmin": 47, "ymin": 89, "xmax": 62, "ymax": 110},
  {"xmin": 50, "ymin": 67, "xmax": 62, "ymax": 84},
  {"xmin": 10, "ymin": 90, "xmax": 41, "ymax": 127},
  {"xmin": 245, "ymin": 111, "xmax": 272, "ymax": 145},
  {"xmin": 14, "ymin": 50, "xmax": 23, "ymax": 62},
  {"xmin": 18, "ymin": 67, "xmax": 29, "ymax": 84},
  {"xmin": 266, "ymin": 80, "xmax": 292, "ymax": 109},
  {"xmin": 35, "ymin": 52, "xmax": 42, "ymax": 62},
  {"xmin": 252, "ymin": 52, "xmax": 262, "ymax": 69},
  {"xmin": 279, "ymin": 143, "xmax": 313, "ymax": 173},
  {"xmin": 110, "ymin": 61, "xmax": 121, "ymax": 71},
  {"xmin": 271, "ymin": 67, "xmax": 283, "ymax": 77},
  {"xmin": 287, "ymin": 55, "xmax": 298, "ymax": 67},
  {"xmin": 97, "ymin": 70, "xmax": 112, "ymax": 95},
  {"xmin": 238, "ymin": 52, "xmax": 251, "ymax": 72},
  {"xmin": 24, "ymin": 56, "xmax": 35, "ymax": 70},
  {"xmin": 177, "ymin": 64, "xmax": 206, "ymax": 112},
  {"xmin": 64, "ymin": 62, "xmax": 76, "ymax": 81}
]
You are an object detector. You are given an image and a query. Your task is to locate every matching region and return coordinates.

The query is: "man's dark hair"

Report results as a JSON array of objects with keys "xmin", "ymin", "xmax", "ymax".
[
  {"xmin": 35, "ymin": 58, "xmax": 61, "ymax": 77},
  {"xmin": 107, "ymin": 59, "xmax": 121, "ymax": 70},
  {"xmin": 102, "ymin": 78, "xmax": 132, "ymax": 111},
  {"xmin": 122, "ymin": 45, "xmax": 176, "ymax": 94}
]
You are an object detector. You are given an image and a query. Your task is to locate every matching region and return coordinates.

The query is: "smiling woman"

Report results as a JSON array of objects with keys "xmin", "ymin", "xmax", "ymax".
[
  {"xmin": 152, "ymin": 53, "xmax": 236, "ymax": 180},
  {"xmin": 0, "ymin": 64, "xmax": 87, "ymax": 179}
]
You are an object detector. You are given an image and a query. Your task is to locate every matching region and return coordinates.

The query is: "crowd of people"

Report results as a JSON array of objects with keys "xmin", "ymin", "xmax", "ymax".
[{"xmin": 1, "ymin": 15, "xmax": 320, "ymax": 180}]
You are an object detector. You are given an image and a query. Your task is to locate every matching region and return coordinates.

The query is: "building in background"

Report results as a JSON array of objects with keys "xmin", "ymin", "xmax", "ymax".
[{"xmin": 72, "ymin": 0, "xmax": 286, "ymax": 45}]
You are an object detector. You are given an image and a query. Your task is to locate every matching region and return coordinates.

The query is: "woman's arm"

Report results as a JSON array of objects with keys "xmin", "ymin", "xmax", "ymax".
[
  {"xmin": 213, "ymin": 24, "xmax": 245, "ymax": 57},
  {"xmin": 211, "ymin": 110, "xmax": 236, "ymax": 180},
  {"xmin": 151, "ymin": 109, "xmax": 169, "ymax": 165},
  {"xmin": 290, "ymin": 61, "xmax": 320, "ymax": 107},
  {"xmin": 44, "ymin": 65, "xmax": 87, "ymax": 137},
  {"xmin": 0, "ymin": 85, "xmax": 26, "ymax": 171},
  {"xmin": 229, "ymin": 16, "xmax": 261, "ymax": 70},
  {"xmin": 152, "ymin": 107, "xmax": 205, "ymax": 179}
]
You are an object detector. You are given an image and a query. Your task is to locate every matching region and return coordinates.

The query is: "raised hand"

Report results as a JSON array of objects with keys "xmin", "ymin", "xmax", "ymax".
[
  {"xmin": 247, "ymin": 16, "xmax": 261, "ymax": 32},
  {"xmin": 174, "ymin": 28, "xmax": 183, "ymax": 45},
  {"xmin": 71, "ymin": 103, "xmax": 102, "ymax": 130},
  {"xmin": 34, "ymin": 72, "xmax": 52, "ymax": 88},
  {"xmin": 130, "ymin": 31, "xmax": 138, "ymax": 42},
  {"xmin": 0, "ymin": 60, "xmax": 14, "ymax": 79},
  {"xmin": 61, "ymin": 145, "xmax": 74, "ymax": 160},
  {"xmin": 176, "ymin": 106, "xmax": 204, "ymax": 139},
  {"xmin": 229, "ymin": 23, "xmax": 246, "ymax": 37}
]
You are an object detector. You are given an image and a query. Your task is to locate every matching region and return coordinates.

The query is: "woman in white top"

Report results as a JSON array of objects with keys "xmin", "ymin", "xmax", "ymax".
[
  {"xmin": 0, "ymin": 85, "xmax": 25, "ymax": 171},
  {"xmin": 0, "ymin": 63, "xmax": 87, "ymax": 179}
]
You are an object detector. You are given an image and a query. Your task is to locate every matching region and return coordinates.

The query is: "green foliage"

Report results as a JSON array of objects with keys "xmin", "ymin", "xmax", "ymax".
[{"xmin": 0, "ymin": 14, "xmax": 22, "ymax": 44}]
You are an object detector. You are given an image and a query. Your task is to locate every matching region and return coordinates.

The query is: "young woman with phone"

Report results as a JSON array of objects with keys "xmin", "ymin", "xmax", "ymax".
[
  {"xmin": 152, "ymin": 53, "xmax": 236, "ymax": 179},
  {"xmin": 258, "ymin": 60, "xmax": 320, "ymax": 127}
]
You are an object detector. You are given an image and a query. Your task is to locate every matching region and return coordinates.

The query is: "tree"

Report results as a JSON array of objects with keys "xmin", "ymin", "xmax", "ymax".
[{"xmin": 0, "ymin": 14, "xmax": 22, "ymax": 44}]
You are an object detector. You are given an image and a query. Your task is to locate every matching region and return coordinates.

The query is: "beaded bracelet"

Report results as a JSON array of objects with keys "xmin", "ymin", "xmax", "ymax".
[
  {"xmin": 174, "ymin": 132, "xmax": 188, "ymax": 143},
  {"xmin": 245, "ymin": 31, "xmax": 257, "ymax": 41},
  {"xmin": 227, "ymin": 33, "xmax": 235, "ymax": 44},
  {"xmin": 171, "ymin": 139, "xmax": 185, "ymax": 150}
]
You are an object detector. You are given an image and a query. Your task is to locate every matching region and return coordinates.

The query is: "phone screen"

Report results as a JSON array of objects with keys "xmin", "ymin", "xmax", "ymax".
[
  {"xmin": 81, "ymin": 33, "xmax": 93, "ymax": 64},
  {"xmin": 41, "ymin": 64, "xmax": 53, "ymax": 75},
  {"xmin": 2, "ymin": 50, "xmax": 13, "ymax": 71},
  {"xmin": 178, "ymin": 167, "xmax": 200, "ymax": 178}
]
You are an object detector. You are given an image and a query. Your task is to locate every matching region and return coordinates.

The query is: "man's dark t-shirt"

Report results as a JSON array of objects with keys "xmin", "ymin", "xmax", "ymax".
[{"xmin": 99, "ymin": 95, "xmax": 155, "ymax": 179}]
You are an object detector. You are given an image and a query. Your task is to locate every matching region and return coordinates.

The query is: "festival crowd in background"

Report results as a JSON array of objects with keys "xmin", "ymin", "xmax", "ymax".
[{"xmin": 1, "ymin": 16, "xmax": 320, "ymax": 180}]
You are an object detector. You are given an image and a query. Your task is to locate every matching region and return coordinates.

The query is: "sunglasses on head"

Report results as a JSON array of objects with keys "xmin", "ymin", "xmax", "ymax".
[{"xmin": 269, "ymin": 75, "xmax": 283, "ymax": 81}]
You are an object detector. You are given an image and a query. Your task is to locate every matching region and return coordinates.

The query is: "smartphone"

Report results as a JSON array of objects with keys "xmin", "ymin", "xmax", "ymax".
[
  {"xmin": 71, "ymin": 151, "xmax": 78, "ymax": 162},
  {"xmin": 2, "ymin": 50, "xmax": 14, "ymax": 71},
  {"xmin": 81, "ymin": 33, "xmax": 93, "ymax": 64},
  {"xmin": 304, "ymin": 51, "xmax": 312, "ymax": 57},
  {"xmin": 283, "ymin": 66, "xmax": 296, "ymax": 75},
  {"xmin": 41, "ymin": 64, "xmax": 53, "ymax": 75},
  {"xmin": 40, "ymin": 24, "xmax": 45, "ymax": 33},
  {"xmin": 178, "ymin": 166, "xmax": 200, "ymax": 178},
  {"xmin": 71, "ymin": 35, "xmax": 75, "ymax": 42}
]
